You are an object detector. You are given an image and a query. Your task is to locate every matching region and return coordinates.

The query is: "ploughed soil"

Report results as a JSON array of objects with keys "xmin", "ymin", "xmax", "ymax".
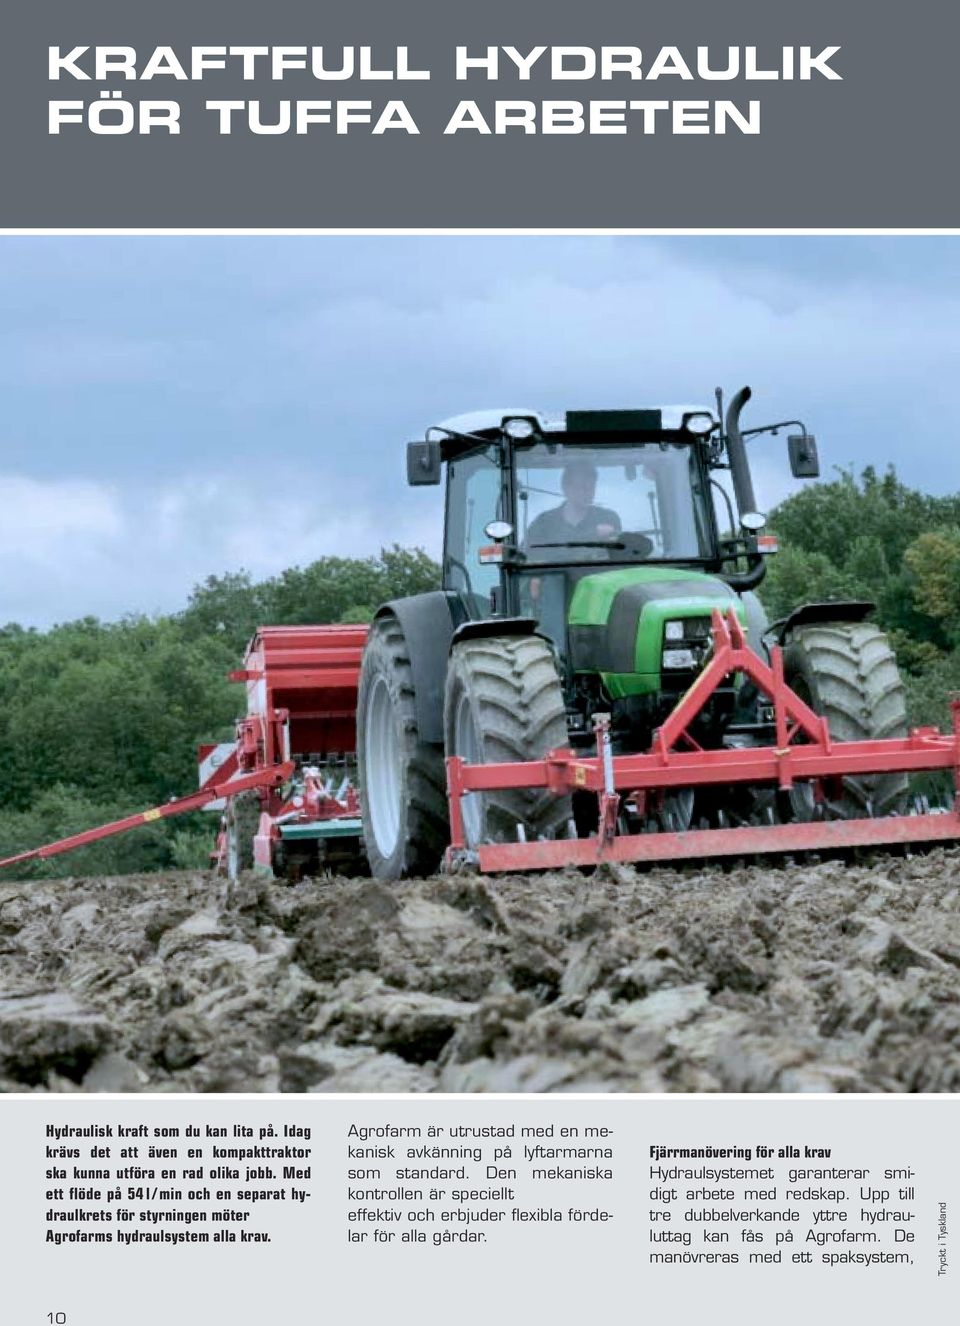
[{"xmin": 3, "ymin": 853, "xmax": 960, "ymax": 1094}]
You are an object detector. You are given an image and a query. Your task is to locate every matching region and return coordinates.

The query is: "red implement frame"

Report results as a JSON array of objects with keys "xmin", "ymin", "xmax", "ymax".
[
  {"xmin": 445, "ymin": 608, "xmax": 960, "ymax": 873},
  {"xmin": 0, "ymin": 762, "xmax": 295, "ymax": 873}
]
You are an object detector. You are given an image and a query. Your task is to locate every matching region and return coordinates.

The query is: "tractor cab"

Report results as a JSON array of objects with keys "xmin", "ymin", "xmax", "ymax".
[
  {"xmin": 429, "ymin": 406, "xmax": 720, "ymax": 572},
  {"xmin": 411, "ymin": 391, "xmax": 814, "ymax": 614},
  {"xmin": 435, "ymin": 409, "xmax": 725, "ymax": 654}
]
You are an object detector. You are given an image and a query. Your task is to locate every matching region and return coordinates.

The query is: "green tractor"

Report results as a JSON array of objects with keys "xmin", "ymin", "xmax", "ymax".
[{"xmin": 356, "ymin": 387, "xmax": 908, "ymax": 879}]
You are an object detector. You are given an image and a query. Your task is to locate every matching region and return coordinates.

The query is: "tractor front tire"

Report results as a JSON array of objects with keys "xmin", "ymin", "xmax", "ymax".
[
  {"xmin": 357, "ymin": 614, "xmax": 449, "ymax": 880},
  {"xmin": 444, "ymin": 634, "xmax": 572, "ymax": 848},
  {"xmin": 783, "ymin": 620, "xmax": 909, "ymax": 818}
]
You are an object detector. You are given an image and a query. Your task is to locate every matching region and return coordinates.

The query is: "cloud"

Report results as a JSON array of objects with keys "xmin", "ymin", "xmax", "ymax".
[
  {"xmin": 0, "ymin": 474, "xmax": 124, "ymax": 554},
  {"xmin": 0, "ymin": 235, "xmax": 958, "ymax": 625},
  {"xmin": 0, "ymin": 475, "xmax": 124, "ymax": 625},
  {"xmin": 0, "ymin": 471, "xmax": 442, "ymax": 628}
]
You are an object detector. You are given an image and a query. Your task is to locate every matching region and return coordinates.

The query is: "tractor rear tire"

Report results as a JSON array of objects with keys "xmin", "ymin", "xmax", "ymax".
[
  {"xmin": 357, "ymin": 614, "xmax": 449, "ymax": 880},
  {"xmin": 444, "ymin": 634, "xmax": 572, "ymax": 848},
  {"xmin": 226, "ymin": 791, "xmax": 261, "ymax": 881},
  {"xmin": 782, "ymin": 620, "xmax": 909, "ymax": 818}
]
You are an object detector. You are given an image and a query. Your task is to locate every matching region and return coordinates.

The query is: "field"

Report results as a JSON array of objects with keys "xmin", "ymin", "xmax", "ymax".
[{"xmin": 2, "ymin": 853, "xmax": 960, "ymax": 1094}]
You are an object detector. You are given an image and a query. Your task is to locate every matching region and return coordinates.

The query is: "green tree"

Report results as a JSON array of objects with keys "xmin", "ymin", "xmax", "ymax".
[
  {"xmin": 764, "ymin": 466, "xmax": 960, "ymax": 658},
  {"xmin": 903, "ymin": 528, "xmax": 960, "ymax": 646}
]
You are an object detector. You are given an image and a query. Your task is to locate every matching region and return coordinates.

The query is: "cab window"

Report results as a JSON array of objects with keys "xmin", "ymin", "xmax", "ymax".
[{"xmin": 444, "ymin": 448, "xmax": 503, "ymax": 607}]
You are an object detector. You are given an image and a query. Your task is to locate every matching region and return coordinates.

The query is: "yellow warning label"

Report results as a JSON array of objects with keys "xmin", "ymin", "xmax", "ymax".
[
  {"xmin": 574, "ymin": 765, "xmax": 588, "ymax": 787},
  {"xmin": 142, "ymin": 809, "xmax": 162, "ymax": 822}
]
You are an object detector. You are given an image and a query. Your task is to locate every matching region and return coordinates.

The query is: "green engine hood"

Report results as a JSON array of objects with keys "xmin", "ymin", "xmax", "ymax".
[{"xmin": 566, "ymin": 566, "xmax": 745, "ymax": 698}]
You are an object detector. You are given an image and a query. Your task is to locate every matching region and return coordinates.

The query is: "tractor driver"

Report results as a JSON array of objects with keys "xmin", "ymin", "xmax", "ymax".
[
  {"xmin": 525, "ymin": 459, "xmax": 622, "ymax": 551},
  {"xmin": 521, "ymin": 459, "xmax": 622, "ymax": 642}
]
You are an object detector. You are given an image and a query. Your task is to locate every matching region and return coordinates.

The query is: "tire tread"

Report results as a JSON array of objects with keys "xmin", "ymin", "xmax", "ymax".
[
  {"xmin": 444, "ymin": 635, "xmax": 571, "ymax": 844},
  {"xmin": 357, "ymin": 615, "xmax": 448, "ymax": 879},
  {"xmin": 784, "ymin": 621, "xmax": 909, "ymax": 816}
]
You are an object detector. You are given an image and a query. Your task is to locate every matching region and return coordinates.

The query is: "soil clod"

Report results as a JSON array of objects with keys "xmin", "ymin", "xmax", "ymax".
[{"xmin": 2, "ymin": 851, "xmax": 960, "ymax": 1092}]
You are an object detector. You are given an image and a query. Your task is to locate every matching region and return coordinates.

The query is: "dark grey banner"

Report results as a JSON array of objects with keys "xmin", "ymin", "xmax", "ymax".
[{"xmin": 0, "ymin": 0, "xmax": 954, "ymax": 228}]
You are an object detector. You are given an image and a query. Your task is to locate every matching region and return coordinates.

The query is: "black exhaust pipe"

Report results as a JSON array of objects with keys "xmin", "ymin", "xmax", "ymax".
[
  {"xmin": 725, "ymin": 385, "xmax": 757, "ymax": 516},
  {"xmin": 722, "ymin": 385, "xmax": 764, "ymax": 592}
]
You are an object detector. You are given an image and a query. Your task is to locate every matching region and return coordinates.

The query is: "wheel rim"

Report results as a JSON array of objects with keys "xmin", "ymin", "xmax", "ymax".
[
  {"xmin": 454, "ymin": 691, "xmax": 483, "ymax": 847},
  {"xmin": 365, "ymin": 674, "xmax": 403, "ymax": 858}
]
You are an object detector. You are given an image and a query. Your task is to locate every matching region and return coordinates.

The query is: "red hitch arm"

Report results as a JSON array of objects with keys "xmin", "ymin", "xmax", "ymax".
[{"xmin": 0, "ymin": 762, "xmax": 295, "ymax": 873}]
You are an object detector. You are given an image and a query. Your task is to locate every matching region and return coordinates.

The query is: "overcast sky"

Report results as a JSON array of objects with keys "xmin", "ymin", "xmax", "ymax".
[{"xmin": 2, "ymin": 235, "xmax": 959, "ymax": 627}]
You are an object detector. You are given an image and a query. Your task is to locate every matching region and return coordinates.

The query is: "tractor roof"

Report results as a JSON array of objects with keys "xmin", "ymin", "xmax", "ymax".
[{"xmin": 438, "ymin": 404, "xmax": 716, "ymax": 438}]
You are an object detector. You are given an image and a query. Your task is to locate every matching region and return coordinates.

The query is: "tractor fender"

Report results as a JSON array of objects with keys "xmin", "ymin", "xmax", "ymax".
[
  {"xmin": 766, "ymin": 600, "xmax": 875, "ymax": 648},
  {"xmin": 374, "ymin": 592, "xmax": 465, "ymax": 745},
  {"xmin": 450, "ymin": 616, "xmax": 540, "ymax": 646}
]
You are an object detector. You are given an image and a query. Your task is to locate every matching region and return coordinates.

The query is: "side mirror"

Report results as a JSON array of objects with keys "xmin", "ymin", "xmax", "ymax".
[
  {"xmin": 788, "ymin": 433, "xmax": 820, "ymax": 478},
  {"xmin": 407, "ymin": 440, "xmax": 442, "ymax": 486}
]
